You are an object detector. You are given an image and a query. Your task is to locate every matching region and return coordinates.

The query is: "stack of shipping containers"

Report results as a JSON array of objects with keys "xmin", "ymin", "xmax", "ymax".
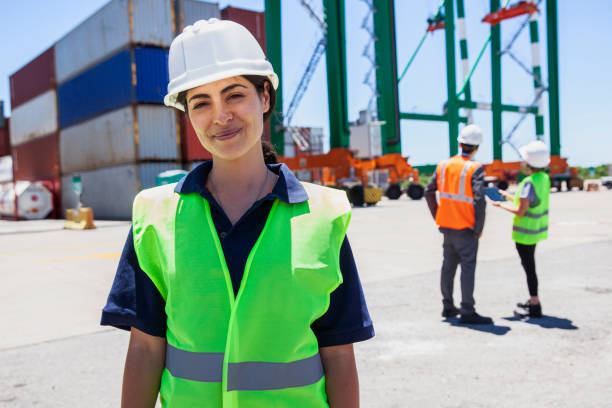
[
  {"xmin": 7, "ymin": 0, "xmax": 269, "ymax": 219},
  {"xmin": 8, "ymin": 47, "xmax": 61, "ymax": 216},
  {"xmin": 57, "ymin": 0, "xmax": 179, "ymax": 219}
]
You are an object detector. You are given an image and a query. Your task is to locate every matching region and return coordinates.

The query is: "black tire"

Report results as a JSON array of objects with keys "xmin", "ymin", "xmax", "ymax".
[
  {"xmin": 497, "ymin": 180, "xmax": 509, "ymax": 191},
  {"xmin": 406, "ymin": 183, "xmax": 424, "ymax": 200},
  {"xmin": 605, "ymin": 183, "xmax": 612, "ymax": 190},
  {"xmin": 348, "ymin": 185, "xmax": 365, "ymax": 207},
  {"xmin": 385, "ymin": 183, "xmax": 402, "ymax": 200}
]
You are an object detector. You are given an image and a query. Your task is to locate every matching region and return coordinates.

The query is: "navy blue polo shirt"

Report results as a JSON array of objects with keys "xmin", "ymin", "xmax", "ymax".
[{"xmin": 101, "ymin": 161, "xmax": 374, "ymax": 347}]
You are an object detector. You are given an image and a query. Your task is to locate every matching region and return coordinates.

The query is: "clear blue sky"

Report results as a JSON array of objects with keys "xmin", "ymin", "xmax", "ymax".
[{"xmin": 1, "ymin": 0, "xmax": 610, "ymax": 166}]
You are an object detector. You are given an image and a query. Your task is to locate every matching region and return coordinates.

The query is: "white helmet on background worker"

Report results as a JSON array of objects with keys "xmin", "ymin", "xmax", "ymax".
[
  {"xmin": 164, "ymin": 18, "xmax": 279, "ymax": 111},
  {"xmin": 519, "ymin": 140, "xmax": 550, "ymax": 168},
  {"xmin": 457, "ymin": 124, "xmax": 483, "ymax": 146}
]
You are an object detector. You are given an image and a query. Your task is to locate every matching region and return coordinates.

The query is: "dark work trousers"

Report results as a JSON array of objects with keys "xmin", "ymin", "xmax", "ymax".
[
  {"xmin": 515, "ymin": 242, "xmax": 538, "ymax": 296},
  {"xmin": 441, "ymin": 228, "xmax": 478, "ymax": 314}
]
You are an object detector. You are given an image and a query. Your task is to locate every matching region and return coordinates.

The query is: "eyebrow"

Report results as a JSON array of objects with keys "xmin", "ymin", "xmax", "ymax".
[{"xmin": 188, "ymin": 84, "xmax": 248, "ymax": 103}]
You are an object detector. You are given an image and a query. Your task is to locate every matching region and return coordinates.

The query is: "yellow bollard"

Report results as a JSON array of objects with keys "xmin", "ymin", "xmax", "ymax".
[{"xmin": 64, "ymin": 207, "xmax": 96, "ymax": 230}]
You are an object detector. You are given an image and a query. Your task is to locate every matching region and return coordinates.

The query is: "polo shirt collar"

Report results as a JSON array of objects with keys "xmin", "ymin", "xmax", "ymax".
[{"xmin": 174, "ymin": 160, "xmax": 308, "ymax": 204}]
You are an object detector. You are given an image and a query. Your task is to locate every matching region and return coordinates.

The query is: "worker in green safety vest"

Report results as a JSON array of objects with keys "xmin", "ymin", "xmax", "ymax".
[
  {"xmin": 492, "ymin": 141, "xmax": 551, "ymax": 318},
  {"xmin": 101, "ymin": 18, "xmax": 374, "ymax": 407}
]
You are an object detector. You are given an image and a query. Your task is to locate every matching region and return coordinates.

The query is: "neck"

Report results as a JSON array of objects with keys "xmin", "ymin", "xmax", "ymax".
[{"xmin": 209, "ymin": 143, "xmax": 268, "ymax": 192}]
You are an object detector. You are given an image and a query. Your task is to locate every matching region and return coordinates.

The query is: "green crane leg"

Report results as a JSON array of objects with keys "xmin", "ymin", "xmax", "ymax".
[
  {"xmin": 546, "ymin": 0, "xmax": 561, "ymax": 156},
  {"xmin": 265, "ymin": 0, "xmax": 284, "ymax": 154},
  {"xmin": 324, "ymin": 0, "xmax": 350, "ymax": 149},
  {"xmin": 490, "ymin": 0, "xmax": 503, "ymax": 160},
  {"xmin": 444, "ymin": 0, "xmax": 459, "ymax": 156},
  {"xmin": 374, "ymin": 0, "xmax": 401, "ymax": 154}
]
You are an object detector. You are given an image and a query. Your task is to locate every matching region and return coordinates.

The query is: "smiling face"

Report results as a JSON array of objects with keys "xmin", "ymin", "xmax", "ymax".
[{"xmin": 185, "ymin": 76, "xmax": 270, "ymax": 161}]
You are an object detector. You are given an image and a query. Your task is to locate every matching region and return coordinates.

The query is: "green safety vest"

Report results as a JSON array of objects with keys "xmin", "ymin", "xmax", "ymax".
[
  {"xmin": 512, "ymin": 171, "xmax": 550, "ymax": 245},
  {"xmin": 132, "ymin": 181, "xmax": 351, "ymax": 407}
]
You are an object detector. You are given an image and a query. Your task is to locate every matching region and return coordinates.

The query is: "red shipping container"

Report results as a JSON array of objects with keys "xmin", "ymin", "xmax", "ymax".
[
  {"xmin": 221, "ymin": 7, "xmax": 266, "ymax": 50},
  {"xmin": 181, "ymin": 113, "xmax": 212, "ymax": 161},
  {"xmin": 10, "ymin": 47, "xmax": 56, "ymax": 109},
  {"xmin": 12, "ymin": 132, "xmax": 60, "ymax": 181},
  {"xmin": 0, "ymin": 119, "xmax": 10, "ymax": 156}
]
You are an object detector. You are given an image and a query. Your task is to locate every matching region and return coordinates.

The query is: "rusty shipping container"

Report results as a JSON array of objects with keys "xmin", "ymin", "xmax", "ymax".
[
  {"xmin": 221, "ymin": 6, "xmax": 266, "ymax": 50},
  {"xmin": 0, "ymin": 119, "xmax": 10, "ymax": 156},
  {"xmin": 55, "ymin": 0, "xmax": 174, "ymax": 84},
  {"xmin": 61, "ymin": 162, "xmax": 180, "ymax": 220},
  {"xmin": 12, "ymin": 132, "xmax": 60, "ymax": 181},
  {"xmin": 60, "ymin": 105, "xmax": 179, "ymax": 174},
  {"xmin": 9, "ymin": 90, "xmax": 58, "ymax": 146},
  {"xmin": 10, "ymin": 47, "xmax": 56, "ymax": 109},
  {"xmin": 177, "ymin": 0, "xmax": 220, "ymax": 30}
]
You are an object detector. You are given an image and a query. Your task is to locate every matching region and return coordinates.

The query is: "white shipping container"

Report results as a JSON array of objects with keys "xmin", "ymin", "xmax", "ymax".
[
  {"xmin": 55, "ymin": 0, "xmax": 174, "ymax": 84},
  {"xmin": 0, "ymin": 156, "xmax": 12, "ymax": 182},
  {"xmin": 62, "ymin": 162, "xmax": 180, "ymax": 219},
  {"xmin": 178, "ymin": 0, "xmax": 220, "ymax": 29},
  {"xmin": 60, "ymin": 105, "xmax": 178, "ymax": 174},
  {"xmin": 9, "ymin": 90, "xmax": 58, "ymax": 146}
]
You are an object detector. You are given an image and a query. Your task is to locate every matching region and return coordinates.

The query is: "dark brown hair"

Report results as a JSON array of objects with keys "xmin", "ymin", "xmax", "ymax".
[
  {"xmin": 460, "ymin": 143, "xmax": 478, "ymax": 154},
  {"xmin": 177, "ymin": 75, "xmax": 276, "ymax": 121}
]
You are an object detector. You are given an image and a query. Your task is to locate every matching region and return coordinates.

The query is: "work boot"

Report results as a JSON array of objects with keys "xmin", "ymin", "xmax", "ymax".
[
  {"xmin": 459, "ymin": 312, "xmax": 493, "ymax": 325},
  {"xmin": 516, "ymin": 299, "xmax": 531, "ymax": 309},
  {"xmin": 514, "ymin": 303, "xmax": 542, "ymax": 318},
  {"xmin": 442, "ymin": 305, "xmax": 460, "ymax": 318}
]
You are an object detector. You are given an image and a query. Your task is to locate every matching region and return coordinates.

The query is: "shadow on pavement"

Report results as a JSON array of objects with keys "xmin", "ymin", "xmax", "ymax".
[
  {"xmin": 444, "ymin": 317, "xmax": 512, "ymax": 335},
  {"xmin": 503, "ymin": 315, "xmax": 578, "ymax": 330}
]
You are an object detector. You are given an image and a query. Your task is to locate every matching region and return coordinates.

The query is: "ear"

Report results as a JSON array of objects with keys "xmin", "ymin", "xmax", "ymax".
[{"xmin": 262, "ymin": 81, "xmax": 271, "ymax": 113}]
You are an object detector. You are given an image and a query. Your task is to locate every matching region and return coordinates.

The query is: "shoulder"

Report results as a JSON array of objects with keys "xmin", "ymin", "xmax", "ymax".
[
  {"xmin": 133, "ymin": 183, "xmax": 180, "ymax": 223},
  {"xmin": 134, "ymin": 183, "xmax": 179, "ymax": 208},
  {"xmin": 300, "ymin": 182, "xmax": 351, "ymax": 214}
]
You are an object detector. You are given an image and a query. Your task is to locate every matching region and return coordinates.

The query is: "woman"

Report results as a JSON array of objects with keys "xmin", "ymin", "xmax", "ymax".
[
  {"xmin": 492, "ymin": 140, "xmax": 551, "ymax": 318},
  {"xmin": 101, "ymin": 19, "xmax": 374, "ymax": 407}
]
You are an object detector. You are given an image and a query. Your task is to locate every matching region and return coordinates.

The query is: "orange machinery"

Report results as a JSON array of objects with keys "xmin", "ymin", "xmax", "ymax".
[
  {"xmin": 484, "ymin": 156, "xmax": 583, "ymax": 191},
  {"xmin": 281, "ymin": 148, "xmax": 424, "ymax": 204}
]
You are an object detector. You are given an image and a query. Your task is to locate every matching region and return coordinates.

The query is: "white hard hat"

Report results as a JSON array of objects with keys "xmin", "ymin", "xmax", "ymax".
[
  {"xmin": 519, "ymin": 140, "xmax": 550, "ymax": 168},
  {"xmin": 164, "ymin": 18, "xmax": 279, "ymax": 111},
  {"xmin": 457, "ymin": 124, "xmax": 483, "ymax": 145}
]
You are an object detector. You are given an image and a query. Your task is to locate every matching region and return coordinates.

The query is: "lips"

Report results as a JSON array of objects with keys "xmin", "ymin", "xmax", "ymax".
[{"xmin": 214, "ymin": 128, "xmax": 241, "ymax": 141}]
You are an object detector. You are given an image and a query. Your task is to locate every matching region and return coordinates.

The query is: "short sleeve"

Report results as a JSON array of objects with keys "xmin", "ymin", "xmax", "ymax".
[
  {"xmin": 311, "ymin": 237, "xmax": 375, "ymax": 347},
  {"xmin": 100, "ymin": 227, "xmax": 167, "ymax": 337},
  {"xmin": 519, "ymin": 181, "xmax": 540, "ymax": 207}
]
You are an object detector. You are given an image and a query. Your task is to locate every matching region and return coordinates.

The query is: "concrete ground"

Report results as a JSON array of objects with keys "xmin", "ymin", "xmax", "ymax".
[{"xmin": 0, "ymin": 188, "xmax": 610, "ymax": 407}]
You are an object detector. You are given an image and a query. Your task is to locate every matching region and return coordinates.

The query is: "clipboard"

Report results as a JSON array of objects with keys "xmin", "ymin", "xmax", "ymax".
[{"xmin": 485, "ymin": 187, "xmax": 506, "ymax": 202}]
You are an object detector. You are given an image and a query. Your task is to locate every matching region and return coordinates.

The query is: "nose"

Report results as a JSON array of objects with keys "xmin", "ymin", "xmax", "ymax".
[{"xmin": 213, "ymin": 105, "xmax": 233, "ymax": 125}]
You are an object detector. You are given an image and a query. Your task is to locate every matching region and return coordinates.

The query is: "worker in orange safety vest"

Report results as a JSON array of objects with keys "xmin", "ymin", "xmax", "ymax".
[{"xmin": 424, "ymin": 125, "xmax": 493, "ymax": 325}]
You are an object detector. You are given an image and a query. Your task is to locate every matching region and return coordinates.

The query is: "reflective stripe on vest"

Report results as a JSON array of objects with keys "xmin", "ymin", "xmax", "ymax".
[
  {"xmin": 165, "ymin": 344, "xmax": 324, "ymax": 391},
  {"xmin": 512, "ymin": 225, "xmax": 549, "ymax": 235},
  {"xmin": 523, "ymin": 210, "xmax": 549, "ymax": 219}
]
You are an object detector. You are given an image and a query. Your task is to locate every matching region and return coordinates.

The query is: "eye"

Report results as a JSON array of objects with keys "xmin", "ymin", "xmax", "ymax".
[
  {"xmin": 192, "ymin": 101, "xmax": 209, "ymax": 110},
  {"xmin": 228, "ymin": 93, "xmax": 244, "ymax": 101}
]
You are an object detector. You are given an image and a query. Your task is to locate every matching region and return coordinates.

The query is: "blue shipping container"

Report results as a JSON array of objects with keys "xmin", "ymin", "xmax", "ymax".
[{"xmin": 58, "ymin": 47, "xmax": 168, "ymax": 129}]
